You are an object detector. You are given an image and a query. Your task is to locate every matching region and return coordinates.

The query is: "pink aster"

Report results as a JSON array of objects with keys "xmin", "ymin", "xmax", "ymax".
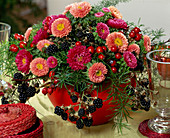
[
  {"xmin": 95, "ymin": 12, "xmax": 104, "ymax": 17},
  {"xmin": 24, "ymin": 27, "xmax": 32, "ymax": 42},
  {"xmin": 128, "ymin": 44, "xmax": 140, "ymax": 55},
  {"xmin": 106, "ymin": 18, "xmax": 127, "ymax": 30},
  {"xmin": 67, "ymin": 45, "xmax": 91, "ymax": 71},
  {"xmin": 69, "ymin": 2, "xmax": 92, "ymax": 18},
  {"xmin": 15, "ymin": 49, "xmax": 33, "ymax": 74},
  {"xmin": 88, "ymin": 62, "xmax": 108, "ymax": 83},
  {"xmin": 37, "ymin": 39, "xmax": 53, "ymax": 51},
  {"xmin": 51, "ymin": 18, "xmax": 72, "ymax": 38},
  {"xmin": 102, "ymin": 7, "xmax": 110, "ymax": 12},
  {"xmin": 106, "ymin": 32, "xmax": 128, "ymax": 53},
  {"xmin": 123, "ymin": 51, "xmax": 137, "ymax": 68},
  {"xmin": 96, "ymin": 22, "xmax": 110, "ymax": 40},
  {"xmin": 63, "ymin": 3, "xmax": 74, "ymax": 15},
  {"xmin": 47, "ymin": 56, "xmax": 58, "ymax": 68},
  {"xmin": 32, "ymin": 28, "xmax": 49, "ymax": 45},
  {"xmin": 30, "ymin": 58, "xmax": 49, "ymax": 77},
  {"xmin": 144, "ymin": 35, "xmax": 151, "ymax": 52},
  {"xmin": 108, "ymin": 6, "xmax": 122, "ymax": 19}
]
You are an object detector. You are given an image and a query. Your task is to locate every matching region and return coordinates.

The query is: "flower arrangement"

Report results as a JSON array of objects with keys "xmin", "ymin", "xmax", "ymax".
[{"xmin": 0, "ymin": 0, "xmax": 165, "ymax": 131}]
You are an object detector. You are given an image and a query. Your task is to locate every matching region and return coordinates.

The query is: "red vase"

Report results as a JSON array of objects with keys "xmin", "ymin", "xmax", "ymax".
[{"xmin": 48, "ymin": 79, "xmax": 134, "ymax": 126}]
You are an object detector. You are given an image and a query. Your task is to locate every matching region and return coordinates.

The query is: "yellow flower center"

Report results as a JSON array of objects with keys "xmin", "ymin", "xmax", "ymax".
[
  {"xmin": 44, "ymin": 43, "xmax": 50, "ymax": 47},
  {"xmin": 78, "ymin": 56, "xmax": 82, "ymax": 62},
  {"xmin": 102, "ymin": 29, "xmax": 105, "ymax": 33},
  {"xmin": 37, "ymin": 63, "xmax": 43, "ymax": 70},
  {"xmin": 57, "ymin": 23, "xmax": 65, "ymax": 31},
  {"xmin": 114, "ymin": 38, "xmax": 123, "ymax": 46},
  {"xmin": 22, "ymin": 58, "xmax": 26, "ymax": 65},
  {"xmin": 96, "ymin": 70, "xmax": 102, "ymax": 76},
  {"xmin": 78, "ymin": 6, "xmax": 82, "ymax": 9}
]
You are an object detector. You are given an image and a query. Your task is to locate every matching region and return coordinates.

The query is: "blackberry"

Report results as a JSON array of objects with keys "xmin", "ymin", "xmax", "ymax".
[
  {"xmin": 19, "ymin": 93, "xmax": 27, "ymax": 103},
  {"xmin": 88, "ymin": 105, "xmax": 96, "ymax": 113},
  {"xmin": 61, "ymin": 42, "xmax": 70, "ymax": 51},
  {"xmin": 86, "ymin": 33, "xmax": 94, "ymax": 42},
  {"xmin": 78, "ymin": 108, "xmax": 85, "ymax": 117},
  {"xmin": 69, "ymin": 115, "xmax": 77, "ymax": 122},
  {"xmin": 93, "ymin": 98, "xmax": 103, "ymax": 108},
  {"xmin": 76, "ymin": 118, "xmax": 84, "ymax": 129},
  {"xmin": 34, "ymin": 83, "xmax": 39, "ymax": 88},
  {"xmin": 17, "ymin": 85, "xmax": 24, "ymax": 93},
  {"xmin": 134, "ymin": 60, "xmax": 144, "ymax": 72},
  {"xmin": 83, "ymin": 118, "xmax": 93, "ymax": 127},
  {"xmin": 54, "ymin": 106, "xmax": 64, "ymax": 116},
  {"xmin": 14, "ymin": 73, "xmax": 23, "ymax": 82},
  {"xmin": 140, "ymin": 98, "xmax": 150, "ymax": 111},
  {"xmin": 83, "ymin": 94, "xmax": 91, "ymax": 102},
  {"xmin": 46, "ymin": 44, "xmax": 58, "ymax": 55},
  {"xmin": 26, "ymin": 86, "xmax": 36, "ymax": 97},
  {"xmin": 70, "ymin": 95, "xmax": 78, "ymax": 103},
  {"xmin": 1, "ymin": 96, "xmax": 8, "ymax": 104},
  {"xmin": 76, "ymin": 30, "xmax": 84, "ymax": 38},
  {"xmin": 61, "ymin": 112, "xmax": 68, "ymax": 121}
]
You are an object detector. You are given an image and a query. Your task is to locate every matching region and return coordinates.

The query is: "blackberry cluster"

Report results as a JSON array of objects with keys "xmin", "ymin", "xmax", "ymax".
[
  {"xmin": 46, "ymin": 44, "xmax": 58, "ymax": 55},
  {"xmin": 1, "ymin": 96, "xmax": 9, "ymax": 105},
  {"xmin": 78, "ymin": 108, "xmax": 85, "ymax": 117},
  {"xmin": 61, "ymin": 112, "xmax": 68, "ymax": 120},
  {"xmin": 134, "ymin": 60, "xmax": 144, "ymax": 72},
  {"xmin": 61, "ymin": 42, "xmax": 70, "ymax": 51},
  {"xmin": 76, "ymin": 118, "xmax": 84, "ymax": 129},
  {"xmin": 70, "ymin": 95, "xmax": 78, "ymax": 103},
  {"xmin": 19, "ymin": 93, "xmax": 27, "ymax": 103},
  {"xmin": 140, "ymin": 97, "xmax": 150, "ymax": 111},
  {"xmin": 86, "ymin": 33, "xmax": 94, "ymax": 42},
  {"xmin": 76, "ymin": 30, "xmax": 84, "ymax": 38},
  {"xmin": 83, "ymin": 94, "xmax": 91, "ymax": 102},
  {"xmin": 54, "ymin": 106, "xmax": 68, "ymax": 121},
  {"xmin": 26, "ymin": 86, "xmax": 36, "ymax": 97},
  {"xmin": 83, "ymin": 118, "xmax": 93, "ymax": 127},
  {"xmin": 14, "ymin": 73, "xmax": 23, "ymax": 83},
  {"xmin": 93, "ymin": 98, "xmax": 103, "ymax": 108},
  {"xmin": 87, "ymin": 105, "xmax": 96, "ymax": 113},
  {"xmin": 69, "ymin": 115, "xmax": 77, "ymax": 122}
]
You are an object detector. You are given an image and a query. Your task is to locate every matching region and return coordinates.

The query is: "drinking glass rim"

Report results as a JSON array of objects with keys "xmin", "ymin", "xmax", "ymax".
[
  {"xmin": 0, "ymin": 22, "xmax": 11, "ymax": 32},
  {"xmin": 146, "ymin": 49, "xmax": 170, "ymax": 64}
]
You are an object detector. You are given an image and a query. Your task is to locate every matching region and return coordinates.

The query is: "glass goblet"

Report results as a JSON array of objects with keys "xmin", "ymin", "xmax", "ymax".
[{"xmin": 146, "ymin": 49, "xmax": 170, "ymax": 134}]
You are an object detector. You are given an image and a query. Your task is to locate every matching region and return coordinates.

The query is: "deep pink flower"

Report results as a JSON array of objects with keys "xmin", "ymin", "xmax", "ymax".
[
  {"xmin": 32, "ymin": 28, "xmax": 49, "ymax": 45},
  {"xmin": 123, "ymin": 51, "xmax": 137, "ymax": 68},
  {"xmin": 128, "ymin": 44, "xmax": 140, "ymax": 55},
  {"xmin": 144, "ymin": 35, "xmax": 151, "ymax": 52},
  {"xmin": 67, "ymin": 45, "xmax": 91, "ymax": 71},
  {"xmin": 95, "ymin": 12, "xmax": 104, "ymax": 17},
  {"xmin": 107, "ymin": 18, "xmax": 127, "ymax": 29},
  {"xmin": 47, "ymin": 56, "xmax": 58, "ymax": 68},
  {"xmin": 102, "ymin": 7, "xmax": 110, "ymax": 12},
  {"xmin": 15, "ymin": 49, "xmax": 33, "ymax": 74},
  {"xmin": 88, "ymin": 62, "xmax": 108, "ymax": 83},
  {"xmin": 96, "ymin": 22, "xmax": 110, "ymax": 39}
]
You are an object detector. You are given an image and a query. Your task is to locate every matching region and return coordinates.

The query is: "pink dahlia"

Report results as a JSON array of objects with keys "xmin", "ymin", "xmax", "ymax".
[
  {"xmin": 96, "ymin": 22, "xmax": 110, "ymax": 40},
  {"xmin": 67, "ymin": 45, "xmax": 91, "ymax": 71},
  {"xmin": 30, "ymin": 58, "xmax": 49, "ymax": 77},
  {"xmin": 69, "ymin": 2, "xmax": 92, "ymax": 18},
  {"xmin": 51, "ymin": 18, "xmax": 72, "ymax": 38},
  {"xmin": 123, "ymin": 51, "xmax": 137, "ymax": 68},
  {"xmin": 88, "ymin": 62, "xmax": 108, "ymax": 83},
  {"xmin": 108, "ymin": 6, "xmax": 122, "ymax": 19},
  {"xmin": 106, "ymin": 18, "xmax": 127, "ymax": 29},
  {"xmin": 102, "ymin": 7, "xmax": 110, "ymax": 12},
  {"xmin": 95, "ymin": 12, "xmax": 104, "ymax": 17},
  {"xmin": 32, "ymin": 28, "xmax": 49, "ymax": 45},
  {"xmin": 144, "ymin": 35, "xmax": 151, "ymax": 52},
  {"xmin": 47, "ymin": 56, "xmax": 58, "ymax": 68},
  {"xmin": 128, "ymin": 44, "xmax": 140, "ymax": 55},
  {"xmin": 37, "ymin": 39, "xmax": 53, "ymax": 51},
  {"xmin": 106, "ymin": 32, "xmax": 128, "ymax": 53},
  {"xmin": 15, "ymin": 49, "xmax": 33, "ymax": 74},
  {"xmin": 24, "ymin": 27, "xmax": 32, "ymax": 42}
]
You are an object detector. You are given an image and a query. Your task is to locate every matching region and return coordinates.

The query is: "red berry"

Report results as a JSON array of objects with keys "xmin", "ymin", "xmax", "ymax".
[
  {"xmin": 115, "ymin": 53, "xmax": 122, "ymax": 59},
  {"xmin": 9, "ymin": 44, "xmax": 19, "ymax": 52},
  {"xmin": 18, "ymin": 35, "xmax": 24, "ymax": 41},
  {"xmin": 49, "ymin": 71, "xmax": 55, "ymax": 79},
  {"xmin": 53, "ymin": 79, "xmax": 58, "ymax": 84},
  {"xmin": 129, "ymin": 31, "xmax": 135, "ymax": 38},
  {"xmin": 102, "ymin": 46, "xmax": 107, "ymax": 52},
  {"xmin": 46, "ymin": 16, "xmax": 52, "ymax": 22},
  {"xmin": 135, "ymin": 33, "xmax": 142, "ymax": 41},
  {"xmin": 19, "ymin": 41, "xmax": 27, "ymax": 48},
  {"xmin": 111, "ymin": 46, "xmax": 118, "ymax": 52},
  {"xmin": 111, "ymin": 67, "xmax": 117, "ymax": 73},
  {"xmin": 96, "ymin": 46, "xmax": 103, "ymax": 53},
  {"xmin": 47, "ymin": 87, "xmax": 53, "ymax": 95},
  {"xmin": 44, "ymin": 24, "xmax": 48, "ymax": 31},
  {"xmin": 14, "ymin": 33, "xmax": 20, "ymax": 40},
  {"xmin": 42, "ymin": 87, "xmax": 48, "ymax": 95},
  {"xmin": 30, "ymin": 43, "xmax": 35, "ymax": 48},
  {"xmin": 119, "ymin": 31, "xmax": 124, "ymax": 34},
  {"xmin": 133, "ymin": 27, "xmax": 141, "ymax": 34},
  {"xmin": 98, "ymin": 54, "xmax": 105, "ymax": 60},
  {"xmin": 75, "ymin": 41, "xmax": 82, "ymax": 46},
  {"xmin": 111, "ymin": 60, "xmax": 116, "ymax": 66},
  {"xmin": 88, "ymin": 46, "xmax": 95, "ymax": 54}
]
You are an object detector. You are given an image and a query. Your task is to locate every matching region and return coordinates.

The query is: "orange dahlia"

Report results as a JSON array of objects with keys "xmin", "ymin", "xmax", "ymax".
[
  {"xmin": 108, "ymin": 6, "xmax": 122, "ymax": 19},
  {"xmin": 30, "ymin": 58, "xmax": 49, "ymax": 77},
  {"xmin": 69, "ymin": 2, "xmax": 92, "ymax": 18},
  {"xmin": 144, "ymin": 35, "xmax": 151, "ymax": 52},
  {"xmin": 51, "ymin": 18, "xmax": 72, "ymax": 38},
  {"xmin": 106, "ymin": 32, "xmax": 128, "ymax": 53},
  {"xmin": 37, "ymin": 39, "xmax": 53, "ymax": 51}
]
